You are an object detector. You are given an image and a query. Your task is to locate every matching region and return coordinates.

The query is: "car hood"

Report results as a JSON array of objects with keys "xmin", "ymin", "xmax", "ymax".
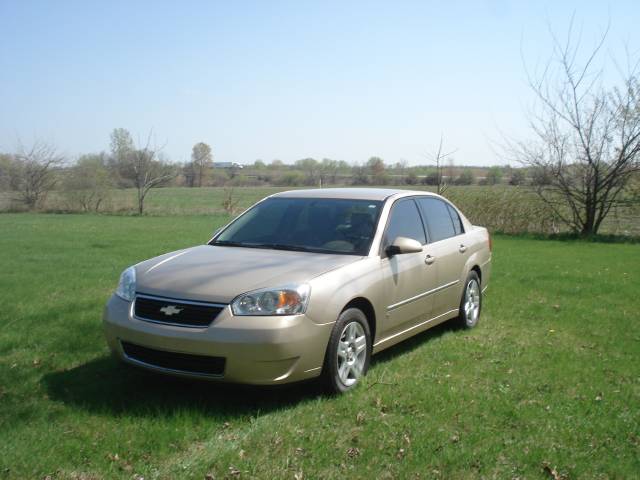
[{"xmin": 134, "ymin": 244, "xmax": 362, "ymax": 303}]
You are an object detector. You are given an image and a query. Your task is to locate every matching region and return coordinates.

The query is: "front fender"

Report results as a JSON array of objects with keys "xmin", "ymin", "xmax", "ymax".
[{"xmin": 306, "ymin": 258, "xmax": 385, "ymax": 339}]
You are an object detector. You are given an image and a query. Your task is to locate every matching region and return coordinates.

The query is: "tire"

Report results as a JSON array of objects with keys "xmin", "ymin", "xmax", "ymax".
[
  {"xmin": 322, "ymin": 308, "xmax": 372, "ymax": 394},
  {"xmin": 455, "ymin": 270, "xmax": 482, "ymax": 329}
]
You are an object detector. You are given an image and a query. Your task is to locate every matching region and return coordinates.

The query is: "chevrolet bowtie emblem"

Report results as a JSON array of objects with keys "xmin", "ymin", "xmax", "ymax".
[{"xmin": 159, "ymin": 305, "xmax": 183, "ymax": 316}]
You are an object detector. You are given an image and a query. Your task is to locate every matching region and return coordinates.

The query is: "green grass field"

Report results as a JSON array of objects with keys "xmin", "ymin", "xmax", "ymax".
[{"xmin": 1, "ymin": 213, "xmax": 639, "ymax": 479}]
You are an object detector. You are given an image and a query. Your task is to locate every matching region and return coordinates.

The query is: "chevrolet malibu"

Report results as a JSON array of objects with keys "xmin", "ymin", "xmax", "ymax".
[{"xmin": 104, "ymin": 188, "xmax": 492, "ymax": 392}]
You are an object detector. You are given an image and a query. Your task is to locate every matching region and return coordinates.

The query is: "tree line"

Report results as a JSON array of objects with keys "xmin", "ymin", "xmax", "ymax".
[{"xmin": 0, "ymin": 130, "xmax": 549, "ymax": 215}]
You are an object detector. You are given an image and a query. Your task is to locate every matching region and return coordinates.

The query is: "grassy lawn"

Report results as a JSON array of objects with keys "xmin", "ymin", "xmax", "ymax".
[{"xmin": 0, "ymin": 213, "xmax": 638, "ymax": 479}]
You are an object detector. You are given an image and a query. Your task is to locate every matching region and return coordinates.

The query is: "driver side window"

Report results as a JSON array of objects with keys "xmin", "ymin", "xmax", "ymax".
[{"xmin": 383, "ymin": 199, "xmax": 426, "ymax": 248}]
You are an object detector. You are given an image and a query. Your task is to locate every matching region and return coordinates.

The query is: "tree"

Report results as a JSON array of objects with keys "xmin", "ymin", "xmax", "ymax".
[
  {"xmin": 366, "ymin": 157, "xmax": 385, "ymax": 176},
  {"xmin": 109, "ymin": 128, "xmax": 135, "ymax": 187},
  {"xmin": 509, "ymin": 20, "xmax": 640, "ymax": 235},
  {"xmin": 351, "ymin": 163, "xmax": 369, "ymax": 185},
  {"xmin": 337, "ymin": 160, "xmax": 351, "ymax": 173},
  {"xmin": 182, "ymin": 161, "xmax": 196, "ymax": 187},
  {"xmin": 425, "ymin": 136, "xmax": 456, "ymax": 195},
  {"xmin": 110, "ymin": 128, "xmax": 134, "ymax": 162},
  {"xmin": 531, "ymin": 166, "xmax": 553, "ymax": 186},
  {"xmin": 295, "ymin": 158, "xmax": 320, "ymax": 185},
  {"xmin": 62, "ymin": 153, "xmax": 113, "ymax": 212},
  {"xmin": 191, "ymin": 142, "xmax": 213, "ymax": 187},
  {"xmin": 455, "ymin": 170, "xmax": 475, "ymax": 185},
  {"xmin": 269, "ymin": 159, "xmax": 284, "ymax": 170},
  {"xmin": 366, "ymin": 157, "xmax": 390, "ymax": 184},
  {"xmin": 279, "ymin": 171, "xmax": 305, "ymax": 186},
  {"xmin": 422, "ymin": 171, "xmax": 439, "ymax": 186},
  {"xmin": 395, "ymin": 159, "xmax": 409, "ymax": 175},
  {"xmin": 320, "ymin": 158, "xmax": 339, "ymax": 185},
  {"xmin": 0, "ymin": 153, "xmax": 17, "ymax": 191},
  {"xmin": 509, "ymin": 169, "xmax": 526, "ymax": 186},
  {"xmin": 221, "ymin": 187, "xmax": 240, "ymax": 214},
  {"xmin": 110, "ymin": 129, "xmax": 174, "ymax": 214},
  {"xmin": 11, "ymin": 141, "xmax": 64, "ymax": 209},
  {"xmin": 485, "ymin": 166, "xmax": 503, "ymax": 185},
  {"xmin": 404, "ymin": 171, "xmax": 419, "ymax": 185}
]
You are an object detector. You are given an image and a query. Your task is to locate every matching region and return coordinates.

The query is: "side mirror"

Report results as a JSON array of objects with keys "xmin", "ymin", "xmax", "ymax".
[{"xmin": 385, "ymin": 236, "xmax": 423, "ymax": 257}]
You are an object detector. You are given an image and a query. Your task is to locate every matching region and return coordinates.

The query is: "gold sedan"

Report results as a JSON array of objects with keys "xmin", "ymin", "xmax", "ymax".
[{"xmin": 104, "ymin": 188, "xmax": 492, "ymax": 393}]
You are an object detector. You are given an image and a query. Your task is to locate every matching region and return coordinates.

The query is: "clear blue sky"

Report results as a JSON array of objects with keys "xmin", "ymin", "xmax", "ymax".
[{"xmin": 1, "ymin": 0, "xmax": 638, "ymax": 166}]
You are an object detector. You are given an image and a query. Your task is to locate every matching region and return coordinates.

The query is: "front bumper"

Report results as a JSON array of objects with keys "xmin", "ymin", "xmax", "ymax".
[{"xmin": 103, "ymin": 294, "xmax": 333, "ymax": 384}]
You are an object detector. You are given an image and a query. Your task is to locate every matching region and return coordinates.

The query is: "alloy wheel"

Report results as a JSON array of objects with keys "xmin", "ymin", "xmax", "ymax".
[
  {"xmin": 336, "ymin": 321, "xmax": 367, "ymax": 386},
  {"xmin": 464, "ymin": 279, "xmax": 481, "ymax": 326}
]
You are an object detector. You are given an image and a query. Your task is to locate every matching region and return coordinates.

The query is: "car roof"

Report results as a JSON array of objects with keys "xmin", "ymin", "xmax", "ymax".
[{"xmin": 270, "ymin": 188, "xmax": 439, "ymax": 201}]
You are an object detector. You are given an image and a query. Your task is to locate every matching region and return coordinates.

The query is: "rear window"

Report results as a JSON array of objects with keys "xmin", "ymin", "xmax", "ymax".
[
  {"xmin": 447, "ymin": 204, "xmax": 464, "ymax": 236},
  {"xmin": 416, "ymin": 197, "xmax": 456, "ymax": 242}
]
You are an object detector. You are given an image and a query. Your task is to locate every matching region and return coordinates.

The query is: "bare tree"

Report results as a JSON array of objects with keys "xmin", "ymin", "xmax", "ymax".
[
  {"xmin": 425, "ymin": 135, "xmax": 457, "ymax": 195},
  {"xmin": 191, "ymin": 142, "xmax": 213, "ymax": 187},
  {"xmin": 221, "ymin": 187, "xmax": 240, "ymax": 214},
  {"xmin": 182, "ymin": 160, "xmax": 196, "ymax": 187},
  {"xmin": 111, "ymin": 129, "xmax": 174, "ymax": 214},
  {"xmin": 11, "ymin": 141, "xmax": 64, "ymax": 209},
  {"xmin": 508, "ymin": 20, "xmax": 640, "ymax": 235}
]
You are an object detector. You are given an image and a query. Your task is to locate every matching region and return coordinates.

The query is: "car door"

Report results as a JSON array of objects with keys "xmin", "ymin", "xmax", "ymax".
[
  {"xmin": 416, "ymin": 197, "xmax": 470, "ymax": 317},
  {"xmin": 380, "ymin": 198, "xmax": 438, "ymax": 333}
]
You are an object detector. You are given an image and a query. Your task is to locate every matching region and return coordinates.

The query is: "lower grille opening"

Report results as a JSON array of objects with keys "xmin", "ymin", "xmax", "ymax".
[{"xmin": 121, "ymin": 341, "xmax": 225, "ymax": 376}]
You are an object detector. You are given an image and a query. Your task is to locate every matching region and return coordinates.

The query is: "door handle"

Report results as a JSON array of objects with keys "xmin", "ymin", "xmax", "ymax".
[
  {"xmin": 458, "ymin": 244, "xmax": 467, "ymax": 253},
  {"xmin": 424, "ymin": 254, "xmax": 436, "ymax": 265}
]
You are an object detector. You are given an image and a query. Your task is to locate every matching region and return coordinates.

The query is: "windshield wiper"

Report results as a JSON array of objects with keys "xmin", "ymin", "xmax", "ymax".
[
  {"xmin": 250, "ymin": 243, "xmax": 314, "ymax": 252},
  {"xmin": 210, "ymin": 240, "xmax": 255, "ymax": 248},
  {"xmin": 234, "ymin": 242, "xmax": 320, "ymax": 252},
  {"xmin": 210, "ymin": 241, "xmax": 310, "ymax": 251},
  {"xmin": 211, "ymin": 241, "xmax": 341, "ymax": 254}
]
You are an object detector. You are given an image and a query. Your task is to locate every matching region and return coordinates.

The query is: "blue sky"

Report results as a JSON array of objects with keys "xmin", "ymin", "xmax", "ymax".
[{"xmin": 1, "ymin": 1, "xmax": 638, "ymax": 166}]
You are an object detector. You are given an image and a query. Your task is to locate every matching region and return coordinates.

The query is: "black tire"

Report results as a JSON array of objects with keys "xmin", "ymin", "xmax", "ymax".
[
  {"xmin": 455, "ymin": 270, "xmax": 482, "ymax": 329},
  {"xmin": 322, "ymin": 308, "xmax": 372, "ymax": 394}
]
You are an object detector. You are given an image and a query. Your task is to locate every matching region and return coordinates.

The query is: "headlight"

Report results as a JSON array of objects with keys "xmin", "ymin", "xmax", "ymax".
[
  {"xmin": 115, "ymin": 266, "xmax": 136, "ymax": 302},
  {"xmin": 231, "ymin": 284, "xmax": 311, "ymax": 316}
]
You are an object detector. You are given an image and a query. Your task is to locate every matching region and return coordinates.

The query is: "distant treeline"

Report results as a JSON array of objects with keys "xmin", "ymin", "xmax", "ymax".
[
  {"xmin": 0, "ymin": 129, "xmax": 554, "ymax": 214},
  {"xmin": 205, "ymin": 157, "xmax": 544, "ymax": 188}
]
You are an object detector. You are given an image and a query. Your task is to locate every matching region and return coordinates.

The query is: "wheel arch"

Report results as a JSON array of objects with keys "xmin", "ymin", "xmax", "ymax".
[
  {"xmin": 470, "ymin": 264, "xmax": 482, "ymax": 282},
  {"xmin": 342, "ymin": 297, "xmax": 377, "ymax": 343}
]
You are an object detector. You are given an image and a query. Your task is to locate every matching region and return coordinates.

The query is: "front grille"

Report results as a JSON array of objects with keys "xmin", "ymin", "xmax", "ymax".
[
  {"xmin": 121, "ymin": 341, "xmax": 226, "ymax": 376},
  {"xmin": 134, "ymin": 294, "xmax": 225, "ymax": 327}
]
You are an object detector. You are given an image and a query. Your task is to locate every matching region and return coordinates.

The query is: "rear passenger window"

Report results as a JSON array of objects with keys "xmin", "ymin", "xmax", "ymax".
[
  {"xmin": 416, "ymin": 198, "xmax": 456, "ymax": 242},
  {"xmin": 446, "ymin": 204, "xmax": 464, "ymax": 236},
  {"xmin": 384, "ymin": 199, "xmax": 426, "ymax": 247}
]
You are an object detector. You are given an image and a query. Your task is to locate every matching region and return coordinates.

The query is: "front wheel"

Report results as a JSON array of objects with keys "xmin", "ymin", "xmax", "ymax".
[
  {"xmin": 456, "ymin": 271, "xmax": 482, "ymax": 329},
  {"xmin": 322, "ymin": 308, "xmax": 371, "ymax": 394}
]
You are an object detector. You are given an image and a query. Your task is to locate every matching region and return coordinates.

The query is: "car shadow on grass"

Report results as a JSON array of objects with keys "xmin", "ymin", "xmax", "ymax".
[
  {"xmin": 42, "ymin": 355, "xmax": 323, "ymax": 418},
  {"xmin": 43, "ymin": 321, "xmax": 460, "ymax": 417},
  {"xmin": 370, "ymin": 320, "xmax": 458, "ymax": 367}
]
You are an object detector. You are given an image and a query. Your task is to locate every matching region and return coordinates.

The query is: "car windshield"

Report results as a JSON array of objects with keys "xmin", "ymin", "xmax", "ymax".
[{"xmin": 211, "ymin": 197, "xmax": 383, "ymax": 255}]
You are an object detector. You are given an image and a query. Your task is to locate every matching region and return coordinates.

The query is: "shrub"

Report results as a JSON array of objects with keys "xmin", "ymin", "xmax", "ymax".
[{"xmin": 454, "ymin": 171, "xmax": 475, "ymax": 185}]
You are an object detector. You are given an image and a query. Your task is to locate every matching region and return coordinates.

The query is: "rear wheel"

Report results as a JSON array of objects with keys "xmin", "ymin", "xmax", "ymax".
[
  {"xmin": 456, "ymin": 271, "xmax": 482, "ymax": 329},
  {"xmin": 322, "ymin": 308, "xmax": 371, "ymax": 394}
]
